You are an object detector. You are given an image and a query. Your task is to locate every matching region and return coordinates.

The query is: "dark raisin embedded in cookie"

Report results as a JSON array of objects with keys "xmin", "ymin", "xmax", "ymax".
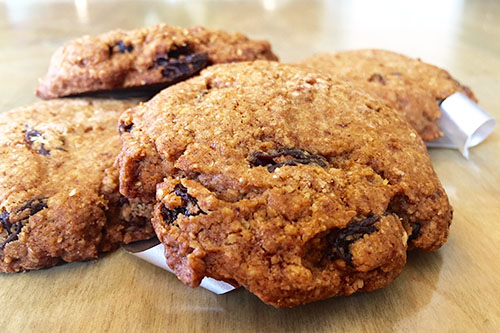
[
  {"xmin": 0, "ymin": 210, "xmax": 15, "ymax": 248},
  {"xmin": 36, "ymin": 24, "xmax": 278, "ymax": 99},
  {"xmin": 368, "ymin": 73, "xmax": 386, "ymax": 85},
  {"xmin": 118, "ymin": 122, "xmax": 133, "ymax": 135},
  {"xmin": 150, "ymin": 45, "xmax": 210, "ymax": 80},
  {"xmin": 119, "ymin": 61, "xmax": 451, "ymax": 307},
  {"xmin": 408, "ymin": 222, "xmax": 421, "ymax": 243},
  {"xmin": 329, "ymin": 214, "xmax": 381, "ymax": 266},
  {"xmin": 0, "ymin": 198, "xmax": 48, "ymax": 249},
  {"xmin": 24, "ymin": 127, "xmax": 50, "ymax": 156},
  {"xmin": 249, "ymin": 147, "xmax": 327, "ymax": 172},
  {"xmin": 159, "ymin": 183, "xmax": 206, "ymax": 226},
  {"xmin": 152, "ymin": 51, "xmax": 209, "ymax": 81},
  {"xmin": 300, "ymin": 49, "xmax": 477, "ymax": 141},
  {"xmin": 109, "ymin": 40, "xmax": 134, "ymax": 55}
]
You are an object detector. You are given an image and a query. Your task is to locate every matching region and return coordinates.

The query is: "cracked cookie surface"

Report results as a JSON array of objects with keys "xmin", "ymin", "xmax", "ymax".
[
  {"xmin": 36, "ymin": 24, "xmax": 278, "ymax": 99},
  {"xmin": 117, "ymin": 61, "xmax": 452, "ymax": 307},
  {"xmin": 0, "ymin": 99, "xmax": 154, "ymax": 272},
  {"xmin": 300, "ymin": 49, "xmax": 477, "ymax": 141}
]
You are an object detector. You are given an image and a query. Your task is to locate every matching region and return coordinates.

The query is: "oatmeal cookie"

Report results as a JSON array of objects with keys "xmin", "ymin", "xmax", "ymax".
[
  {"xmin": 300, "ymin": 49, "xmax": 477, "ymax": 141},
  {"xmin": 36, "ymin": 24, "xmax": 278, "ymax": 99},
  {"xmin": 0, "ymin": 99, "xmax": 154, "ymax": 273},
  {"xmin": 117, "ymin": 61, "xmax": 452, "ymax": 307}
]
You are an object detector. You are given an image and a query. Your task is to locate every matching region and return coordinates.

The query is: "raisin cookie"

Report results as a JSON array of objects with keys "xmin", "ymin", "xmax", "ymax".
[
  {"xmin": 117, "ymin": 61, "xmax": 452, "ymax": 307},
  {"xmin": 36, "ymin": 24, "xmax": 278, "ymax": 99},
  {"xmin": 300, "ymin": 49, "xmax": 477, "ymax": 141},
  {"xmin": 0, "ymin": 99, "xmax": 154, "ymax": 273}
]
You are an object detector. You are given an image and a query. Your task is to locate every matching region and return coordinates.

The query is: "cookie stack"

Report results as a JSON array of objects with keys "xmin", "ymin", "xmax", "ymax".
[
  {"xmin": 0, "ymin": 24, "xmax": 277, "ymax": 272},
  {"xmin": 0, "ymin": 24, "xmax": 471, "ymax": 307}
]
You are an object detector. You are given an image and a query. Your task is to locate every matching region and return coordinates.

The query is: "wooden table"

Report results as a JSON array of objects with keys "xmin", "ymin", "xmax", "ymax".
[{"xmin": 1, "ymin": 0, "xmax": 499, "ymax": 331}]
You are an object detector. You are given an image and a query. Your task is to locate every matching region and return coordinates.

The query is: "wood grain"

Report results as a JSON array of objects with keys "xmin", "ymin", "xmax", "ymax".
[{"xmin": 0, "ymin": 0, "xmax": 499, "ymax": 331}]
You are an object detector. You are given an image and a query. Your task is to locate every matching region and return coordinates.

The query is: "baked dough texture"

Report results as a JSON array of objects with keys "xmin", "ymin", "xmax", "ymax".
[
  {"xmin": 300, "ymin": 49, "xmax": 477, "ymax": 141},
  {"xmin": 0, "ymin": 99, "xmax": 154, "ymax": 272},
  {"xmin": 36, "ymin": 24, "xmax": 278, "ymax": 99},
  {"xmin": 117, "ymin": 61, "xmax": 452, "ymax": 307}
]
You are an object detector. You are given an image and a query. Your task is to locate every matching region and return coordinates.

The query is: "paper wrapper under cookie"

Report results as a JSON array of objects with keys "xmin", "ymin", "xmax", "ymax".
[
  {"xmin": 426, "ymin": 92, "xmax": 496, "ymax": 159},
  {"xmin": 122, "ymin": 238, "xmax": 236, "ymax": 294}
]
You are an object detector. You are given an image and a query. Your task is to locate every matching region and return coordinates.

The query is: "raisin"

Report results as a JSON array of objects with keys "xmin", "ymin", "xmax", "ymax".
[
  {"xmin": 19, "ymin": 198, "xmax": 48, "ymax": 216},
  {"xmin": 1, "ymin": 222, "xmax": 23, "ymax": 247},
  {"xmin": 249, "ymin": 147, "xmax": 327, "ymax": 172},
  {"xmin": 109, "ymin": 41, "xmax": 133, "ymax": 56},
  {"xmin": 118, "ymin": 123, "xmax": 133, "ymax": 134},
  {"xmin": 0, "ymin": 198, "xmax": 48, "ymax": 249},
  {"xmin": 0, "ymin": 220, "xmax": 23, "ymax": 249},
  {"xmin": 368, "ymin": 73, "xmax": 386, "ymax": 85},
  {"xmin": 118, "ymin": 196, "xmax": 130, "ymax": 207},
  {"xmin": 408, "ymin": 222, "xmax": 421, "ymax": 243},
  {"xmin": 160, "ymin": 184, "xmax": 206, "ymax": 226},
  {"xmin": 328, "ymin": 215, "xmax": 381, "ymax": 266},
  {"xmin": 24, "ymin": 126, "xmax": 50, "ymax": 156},
  {"xmin": 0, "ymin": 210, "xmax": 10, "ymax": 233},
  {"xmin": 161, "ymin": 53, "xmax": 208, "ymax": 80},
  {"xmin": 160, "ymin": 205, "xmax": 179, "ymax": 227},
  {"xmin": 167, "ymin": 46, "xmax": 194, "ymax": 59},
  {"xmin": 151, "ymin": 45, "xmax": 209, "ymax": 81}
]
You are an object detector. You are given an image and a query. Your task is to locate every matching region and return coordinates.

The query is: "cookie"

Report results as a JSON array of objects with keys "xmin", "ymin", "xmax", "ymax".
[
  {"xmin": 117, "ymin": 61, "xmax": 452, "ymax": 307},
  {"xmin": 0, "ymin": 99, "xmax": 154, "ymax": 273},
  {"xmin": 36, "ymin": 24, "xmax": 278, "ymax": 99},
  {"xmin": 300, "ymin": 49, "xmax": 477, "ymax": 141}
]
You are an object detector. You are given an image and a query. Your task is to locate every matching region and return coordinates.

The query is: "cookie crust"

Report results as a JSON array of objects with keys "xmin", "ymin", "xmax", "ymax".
[
  {"xmin": 300, "ymin": 49, "xmax": 477, "ymax": 141},
  {"xmin": 36, "ymin": 24, "xmax": 278, "ymax": 99},
  {"xmin": 118, "ymin": 61, "xmax": 452, "ymax": 307},
  {"xmin": 0, "ymin": 99, "xmax": 153, "ymax": 272}
]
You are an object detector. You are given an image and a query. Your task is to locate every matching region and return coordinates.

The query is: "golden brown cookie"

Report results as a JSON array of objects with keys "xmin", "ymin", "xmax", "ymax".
[
  {"xmin": 36, "ymin": 24, "xmax": 278, "ymax": 99},
  {"xmin": 300, "ymin": 49, "xmax": 477, "ymax": 141},
  {"xmin": 0, "ymin": 99, "xmax": 154, "ymax": 273},
  {"xmin": 117, "ymin": 61, "xmax": 452, "ymax": 307}
]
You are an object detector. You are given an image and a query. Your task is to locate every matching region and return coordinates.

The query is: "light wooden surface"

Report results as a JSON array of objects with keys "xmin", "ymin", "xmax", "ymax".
[{"xmin": 1, "ymin": 0, "xmax": 499, "ymax": 331}]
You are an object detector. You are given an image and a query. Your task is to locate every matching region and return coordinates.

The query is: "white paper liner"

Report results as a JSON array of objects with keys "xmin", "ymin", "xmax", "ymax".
[
  {"xmin": 425, "ymin": 92, "xmax": 496, "ymax": 159},
  {"xmin": 123, "ymin": 239, "xmax": 236, "ymax": 294}
]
